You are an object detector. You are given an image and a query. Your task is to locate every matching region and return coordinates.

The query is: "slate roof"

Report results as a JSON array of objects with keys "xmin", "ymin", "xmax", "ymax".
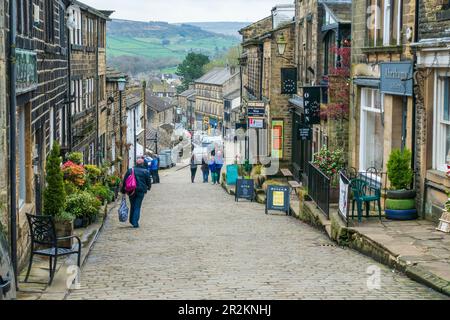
[
  {"xmin": 73, "ymin": 1, "xmax": 113, "ymax": 20},
  {"xmin": 179, "ymin": 88, "xmax": 196, "ymax": 98},
  {"xmin": 224, "ymin": 89, "xmax": 240, "ymax": 100},
  {"xmin": 142, "ymin": 92, "xmax": 174, "ymax": 113},
  {"xmin": 106, "ymin": 67, "xmax": 127, "ymax": 82},
  {"xmin": 195, "ymin": 68, "xmax": 238, "ymax": 86}
]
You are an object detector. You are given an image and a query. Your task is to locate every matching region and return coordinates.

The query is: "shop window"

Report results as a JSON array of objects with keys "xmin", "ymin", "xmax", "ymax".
[
  {"xmin": 433, "ymin": 76, "xmax": 450, "ymax": 172},
  {"xmin": 359, "ymin": 88, "xmax": 384, "ymax": 171},
  {"xmin": 366, "ymin": 0, "xmax": 402, "ymax": 47}
]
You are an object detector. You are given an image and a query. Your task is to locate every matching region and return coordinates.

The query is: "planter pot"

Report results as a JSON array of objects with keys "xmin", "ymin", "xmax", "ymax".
[
  {"xmin": 385, "ymin": 209, "xmax": 418, "ymax": 221},
  {"xmin": 55, "ymin": 220, "xmax": 74, "ymax": 249},
  {"xmin": 329, "ymin": 187, "xmax": 339, "ymax": 204},
  {"xmin": 89, "ymin": 214, "xmax": 98, "ymax": 225},
  {"xmin": 74, "ymin": 217, "xmax": 89, "ymax": 229},
  {"xmin": 386, "ymin": 189, "xmax": 416, "ymax": 200},
  {"xmin": 386, "ymin": 198, "xmax": 416, "ymax": 211}
]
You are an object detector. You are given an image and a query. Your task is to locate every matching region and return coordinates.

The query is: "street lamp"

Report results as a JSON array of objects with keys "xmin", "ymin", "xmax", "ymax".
[
  {"xmin": 276, "ymin": 34, "xmax": 287, "ymax": 56},
  {"xmin": 118, "ymin": 78, "xmax": 126, "ymax": 172}
]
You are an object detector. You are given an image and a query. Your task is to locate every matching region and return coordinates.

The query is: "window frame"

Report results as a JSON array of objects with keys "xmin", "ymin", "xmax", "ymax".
[{"xmin": 433, "ymin": 73, "xmax": 450, "ymax": 172}]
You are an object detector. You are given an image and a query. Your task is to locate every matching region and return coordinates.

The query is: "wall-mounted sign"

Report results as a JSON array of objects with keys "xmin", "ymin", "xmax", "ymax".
[
  {"xmin": 298, "ymin": 125, "xmax": 312, "ymax": 141},
  {"xmin": 281, "ymin": 68, "xmax": 298, "ymax": 94},
  {"xmin": 247, "ymin": 108, "xmax": 265, "ymax": 117},
  {"xmin": 235, "ymin": 179, "xmax": 255, "ymax": 202},
  {"xmin": 303, "ymin": 86, "xmax": 321, "ymax": 125},
  {"xmin": 380, "ymin": 61, "xmax": 413, "ymax": 96},
  {"xmin": 16, "ymin": 49, "xmax": 38, "ymax": 95},
  {"xmin": 247, "ymin": 101, "xmax": 265, "ymax": 108},
  {"xmin": 271, "ymin": 120, "xmax": 284, "ymax": 159},
  {"xmin": 266, "ymin": 185, "xmax": 290, "ymax": 215},
  {"xmin": 226, "ymin": 165, "xmax": 239, "ymax": 185},
  {"xmin": 338, "ymin": 172, "xmax": 351, "ymax": 226},
  {"xmin": 249, "ymin": 118, "xmax": 264, "ymax": 129}
]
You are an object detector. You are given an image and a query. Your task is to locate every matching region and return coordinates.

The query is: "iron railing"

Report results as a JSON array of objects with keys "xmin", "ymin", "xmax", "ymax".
[{"xmin": 308, "ymin": 162, "xmax": 331, "ymax": 218}]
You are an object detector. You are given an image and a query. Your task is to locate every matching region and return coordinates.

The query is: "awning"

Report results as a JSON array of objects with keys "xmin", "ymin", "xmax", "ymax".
[{"xmin": 353, "ymin": 78, "xmax": 380, "ymax": 88}]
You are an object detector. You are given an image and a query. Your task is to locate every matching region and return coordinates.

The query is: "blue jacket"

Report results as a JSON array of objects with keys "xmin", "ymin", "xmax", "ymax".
[
  {"xmin": 121, "ymin": 166, "xmax": 152, "ymax": 194},
  {"xmin": 208, "ymin": 160, "xmax": 216, "ymax": 172},
  {"xmin": 150, "ymin": 158, "xmax": 158, "ymax": 171}
]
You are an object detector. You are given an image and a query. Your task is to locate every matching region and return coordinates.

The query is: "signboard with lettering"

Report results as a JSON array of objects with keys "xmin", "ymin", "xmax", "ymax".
[
  {"xmin": 249, "ymin": 118, "xmax": 264, "ymax": 129},
  {"xmin": 247, "ymin": 101, "xmax": 265, "ymax": 108},
  {"xmin": 281, "ymin": 68, "xmax": 298, "ymax": 94},
  {"xmin": 303, "ymin": 86, "xmax": 321, "ymax": 125},
  {"xmin": 271, "ymin": 120, "xmax": 284, "ymax": 159},
  {"xmin": 16, "ymin": 49, "xmax": 38, "ymax": 94},
  {"xmin": 266, "ymin": 185, "xmax": 290, "ymax": 215},
  {"xmin": 235, "ymin": 179, "xmax": 255, "ymax": 202},
  {"xmin": 298, "ymin": 125, "xmax": 312, "ymax": 141},
  {"xmin": 226, "ymin": 165, "xmax": 239, "ymax": 185},
  {"xmin": 380, "ymin": 62, "xmax": 413, "ymax": 96},
  {"xmin": 338, "ymin": 172, "xmax": 350, "ymax": 226},
  {"xmin": 247, "ymin": 108, "xmax": 265, "ymax": 117}
]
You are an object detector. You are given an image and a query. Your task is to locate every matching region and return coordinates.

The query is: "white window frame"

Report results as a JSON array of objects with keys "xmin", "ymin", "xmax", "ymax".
[
  {"xmin": 433, "ymin": 72, "xmax": 450, "ymax": 172},
  {"xmin": 70, "ymin": 7, "xmax": 82, "ymax": 45},
  {"xmin": 371, "ymin": 0, "xmax": 402, "ymax": 47},
  {"xmin": 359, "ymin": 87, "xmax": 383, "ymax": 171}
]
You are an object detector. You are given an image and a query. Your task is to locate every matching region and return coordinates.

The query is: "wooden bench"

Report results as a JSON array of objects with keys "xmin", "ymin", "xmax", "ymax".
[{"xmin": 281, "ymin": 168, "xmax": 294, "ymax": 178}]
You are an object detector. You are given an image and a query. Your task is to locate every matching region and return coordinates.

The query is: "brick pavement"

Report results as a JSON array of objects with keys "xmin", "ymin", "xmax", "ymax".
[{"xmin": 66, "ymin": 167, "xmax": 447, "ymax": 300}]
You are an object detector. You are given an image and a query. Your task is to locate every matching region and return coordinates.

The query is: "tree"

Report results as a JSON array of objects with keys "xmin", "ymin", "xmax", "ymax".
[
  {"xmin": 203, "ymin": 46, "xmax": 241, "ymax": 73},
  {"xmin": 43, "ymin": 142, "xmax": 66, "ymax": 217},
  {"xmin": 176, "ymin": 52, "xmax": 210, "ymax": 92}
]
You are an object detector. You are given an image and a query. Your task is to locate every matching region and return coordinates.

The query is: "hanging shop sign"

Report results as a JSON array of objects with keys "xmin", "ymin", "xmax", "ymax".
[
  {"xmin": 247, "ymin": 108, "xmax": 265, "ymax": 117},
  {"xmin": 380, "ymin": 61, "xmax": 413, "ymax": 96},
  {"xmin": 249, "ymin": 118, "xmax": 264, "ymax": 129},
  {"xmin": 271, "ymin": 120, "xmax": 284, "ymax": 159},
  {"xmin": 226, "ymin": 164, "xmax": 239, "ymax": 186},
  {"xmin": 235, "ymin": 179, "xmax": 255, "ymax": 202},
  {"xmin": 16, "ymin": 49, "xmax": 38, "ymax": 95},
  {"xmin": 298, "ymin": 125, "xmax": 312, "ymax": 141},
  {"xmin": 266, "ymin": 185, "xmax": 290, "ymax": 215},
  {"xmin": 281, "ymin": 68, "xmax": 298, "ymax": 94},
  {"xmin": 303, "ymin": 86, "xmax": 321, "ymax": 125}
]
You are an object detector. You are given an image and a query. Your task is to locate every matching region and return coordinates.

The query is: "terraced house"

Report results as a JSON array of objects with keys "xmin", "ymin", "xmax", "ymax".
[
  {"xmin": 3, "ymin": 0, "xmax": 71, "ymax": 272},
  {"xmin": 68, "ymin": 1, "xmax": 112, "ymax": 165}
]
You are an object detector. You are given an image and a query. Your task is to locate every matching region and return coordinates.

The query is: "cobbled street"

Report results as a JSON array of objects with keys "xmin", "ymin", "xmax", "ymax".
[{"xmin": 66, "ymin": 167, "xmax": 447, "ymax": 300}]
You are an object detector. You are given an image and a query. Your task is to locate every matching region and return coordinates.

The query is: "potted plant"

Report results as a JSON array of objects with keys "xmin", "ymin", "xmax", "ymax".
[
  {"xmin": 385, "ymin": 148, "xmax": 417, "ymax": 220},
  {"xmin": 66, "ymin": 191, "xmax": 101, "ymax": 229},
  {"xmin": 55, "ymin": 211, "xmax": 75, "ymax": 249},
  {"xmin": 312, "ymin": 147, "xmax": 345, "ymax": 203}
]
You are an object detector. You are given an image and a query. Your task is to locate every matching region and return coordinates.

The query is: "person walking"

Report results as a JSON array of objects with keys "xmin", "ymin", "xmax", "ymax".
[
  {"xmin": 144, "ymin": 152, "xmax": 153, "ymax": 182},
  {"xmin": 209, "ymin": 156, "xmax": 217, "ymax": 184},
  {"xmin": 190, "ymin": 154, "xmax": 198, "ymax": 183},
  {"xmin": 121, "ymin": 158, "xmax": 152, "ymax": 228},
  {"xmin": 155, "ymin": 154, "xmax": 161, "ymax": 183},
  {"xmin": 215, "ymin": 151, "xmax": 224, "ymax": 185},
  {"xmin": 201, "ymin": 157, "xmax": 210, "ymax": 183},
  {"xmin": 150, "ymin": 154, "xmax": 159, "ymax": 184}
]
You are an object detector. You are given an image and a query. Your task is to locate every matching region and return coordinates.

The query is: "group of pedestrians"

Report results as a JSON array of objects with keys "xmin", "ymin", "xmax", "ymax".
[{"xmin": 191, "ymin": 150, "xmax": 224, "ymax": 185}]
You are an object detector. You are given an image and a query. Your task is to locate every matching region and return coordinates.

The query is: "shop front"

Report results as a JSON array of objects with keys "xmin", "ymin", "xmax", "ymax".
[{"xmin": 414, "ymin": 42, "xmax": 450, "ymax": 222}]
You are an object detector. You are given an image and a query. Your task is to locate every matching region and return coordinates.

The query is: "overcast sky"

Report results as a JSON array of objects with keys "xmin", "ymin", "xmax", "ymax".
[{"xmin": 81, "ymin": 0, "xmax": 291, "ymax": 23}]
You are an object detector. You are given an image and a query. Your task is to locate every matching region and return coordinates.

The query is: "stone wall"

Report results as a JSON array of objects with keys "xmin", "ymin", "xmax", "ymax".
[
  {"xmin": 240, "ymin": 16, "xmax": 273, "ymax": 42},
  {"xmin": 419, "ymin": 0, "xmax": 450, "ymax": 40},
  {"xmin": 0, "ymin": 0, "xmax": 7, "ymax": 233}
]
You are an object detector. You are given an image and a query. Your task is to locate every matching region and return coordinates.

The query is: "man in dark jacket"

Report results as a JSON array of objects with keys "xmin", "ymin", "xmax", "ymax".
[{"xmin": 121, "ymin": 158, "xmax": 152, "ymax": 228}]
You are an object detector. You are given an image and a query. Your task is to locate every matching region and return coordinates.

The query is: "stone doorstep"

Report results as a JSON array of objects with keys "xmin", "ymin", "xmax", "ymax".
[
  {"xmin": 291, "ymin": 201, "xmax": 450, "ymax": 297},
  {"xmin": 16, "ymin": 202, "xmax": 118, "ymax": 300}
]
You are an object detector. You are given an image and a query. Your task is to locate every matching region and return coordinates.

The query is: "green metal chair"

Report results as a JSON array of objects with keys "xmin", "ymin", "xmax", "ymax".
[{"xmin": 350, "ymin": 179, "xmax": 382, "ymax": 222}]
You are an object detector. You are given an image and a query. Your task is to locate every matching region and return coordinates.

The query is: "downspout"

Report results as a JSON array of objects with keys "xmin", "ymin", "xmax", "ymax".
[
  {"xmin": 413, "ymin": 0, "xmax": 420, "ymax": 216},
  {"xmin": 8, "ymin": 0, "xmax": 18, "ymax": 288},
  {"xmin": 67, "ymin": 24, "xmax": 72, "ymax": 152},
  {"xmin": 95, "ymin": 20, "xmax": 100, "ymax": 166}
]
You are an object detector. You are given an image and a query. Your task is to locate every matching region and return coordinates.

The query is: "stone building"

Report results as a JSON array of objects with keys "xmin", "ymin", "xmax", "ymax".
[
  {"xmin": 177, "ymin": 87, "xmax": 196, "ymax": 130},
  {"xmin": 349, "ymin": 0, "xmax": 416, "ymax": 186},
  {"xmin": 68, "ymin": 1, "xmax": 112, "ymax": 165},
  {"xmin": 239, "ymin": 5, "xmax": 296, "ymax": 169},
  {"xmin": 149, "ymin": 80, "xmax": 177, "ymax": 98},
  {"xmin": 105, "ymin": 67, "xmax": 128, "ymax": 176},
  {"xmin": 290, "ymin": 0, "xmax": 351, "ymax": 182},
  {"xmin": 0, "ymin": 0, "xmax": 7, "ymax": 231},
  {"xmin": 4, "ymin": 0, "xmax": 71, "ymax": 270},
  {"xmin": 412, "ymin": 1, "xmax": 450, "ymax": 221},
  {"xmin": 125, "ymin": 87, "xmax": 144, "ymax": 168},
  {"xmin": 194, "ymin": 67, "xmax": 240, "ymax": 135}
]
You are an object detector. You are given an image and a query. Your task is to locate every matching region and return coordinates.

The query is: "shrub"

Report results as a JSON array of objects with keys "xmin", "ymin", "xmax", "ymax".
[
  {"xmin": 64, "ymin": 181, "xmax": 79, "ymax": 195},
  {"xmin": 62, "ymin": 161, "xmax": 86, "ymax": 187},
  {"xmin": 55, "ymin": 211, "xmax": 75, "ymax": 223},
  {"xmin": 106, "ymin": 175, "xmax": 121, "ymax": 188},
  {"xmin": 67, "ymin": 152, "xmax": 83, "ymax": 165},
  {"xmin": 89, "ymin": 183, "xmax": 114, "ymax": 204},
  {"xmin": 387, "ymin": 149, "xmax": 413, "ymax": 190},
  {"xmin": 43, "ymin": 142, "xmax": 66, "ymax": 217},
  {"xmin": 66, "ymin": 191, "xmax": 101, "ymax": 219},
  {"xmin": 85, "ymin": 164, "xmax": 102, "ymax": 184},
  {"xmin": 312, "ymin": 147, "xmax": 345, "ymax": 178}
]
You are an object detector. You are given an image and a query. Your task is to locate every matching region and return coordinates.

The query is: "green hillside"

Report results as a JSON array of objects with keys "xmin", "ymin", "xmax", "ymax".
[{"xmin": 106, "ymin": 19, "xmax": 240, "ymax": 74}]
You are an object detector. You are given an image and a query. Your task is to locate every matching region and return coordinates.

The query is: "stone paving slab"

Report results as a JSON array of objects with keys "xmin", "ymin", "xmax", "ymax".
[{"xmin": 66, "ymin": 167, "xmax": 447, "ymax": 300}]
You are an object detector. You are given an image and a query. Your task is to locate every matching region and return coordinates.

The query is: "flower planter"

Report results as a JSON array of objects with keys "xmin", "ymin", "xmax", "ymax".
[
  {"xmin": 385, "ymin": 189, "xmax": 417, "ymax": 221},
  {"xmin": 385, "ymin": 209, "xmax": 418, "ymax": 221},
  {"xmin": 55, "ymin": 220, "xmax": 74, "ymax": 249},
  {"xmin": 386, "ymin": 189, "xmax": 416, "ymax": 200},
  {"xmin": 74, "ymin": 217, "xmax": 89, "ymax": 229}
]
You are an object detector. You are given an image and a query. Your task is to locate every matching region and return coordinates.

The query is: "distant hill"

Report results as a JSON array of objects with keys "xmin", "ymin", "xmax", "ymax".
[
  {"xmin": 106, "ymin": 19, "xmax": 240, "ymax": 75},
  {"xmin": 178, "ymin": 22, "xmax": 250, "ymax": 38}
]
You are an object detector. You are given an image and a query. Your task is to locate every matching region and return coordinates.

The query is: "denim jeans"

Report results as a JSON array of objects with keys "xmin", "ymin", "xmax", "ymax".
[
  {"xmin": 129, "ymin": 192, "xmax": 145, "ymax": 227},
  {"xmin": 202, "ymin": 171, "xmax": 209, "ymax": 183}
]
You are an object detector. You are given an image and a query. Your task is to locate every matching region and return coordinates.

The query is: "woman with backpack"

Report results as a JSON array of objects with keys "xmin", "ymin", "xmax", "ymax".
[{"xmin": 121, "ymin": 157, "xmax": 152, "ymax": 228}]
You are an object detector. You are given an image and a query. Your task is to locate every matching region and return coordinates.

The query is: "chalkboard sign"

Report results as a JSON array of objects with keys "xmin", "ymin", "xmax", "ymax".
[
  {"xmin": 226, "ymin": 165, "xmax": 239, "ymax": 185},
  {"xmin": 266, "ymin": 185, "xmax": 290, "ymax": 215},
  {"xmin": 298, "ymin": 125, "xmax": 312, "ymax": 141},
  {"xmin": 235, "ymin": 179, "xmax": 255, "ymax": 202},
  {"xmin": 303, "ymin": 86, "xmax": 321, "ymax": 125}
]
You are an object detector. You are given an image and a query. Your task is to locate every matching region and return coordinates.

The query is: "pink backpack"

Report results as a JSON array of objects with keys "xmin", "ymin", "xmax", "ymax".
[{"xmin": 125, "ymin": 169, "xmax": 137, "ymax": 194}]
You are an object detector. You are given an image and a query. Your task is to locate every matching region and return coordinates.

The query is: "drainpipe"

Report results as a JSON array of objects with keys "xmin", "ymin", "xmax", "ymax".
[
  {"xmin": 66, "ymin": 25, "xmax": 72, "ymax": 153},
  {"xmin": 95, "ymin": 22, "xmax": 100, "ymax": 166},
  {"xmin": 8, "ymin": 0, "xmax": 18, "ymax": 288},
  {"xmin": 413, "ymin": 0, "xmax": 420, "ymax": 215}
]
